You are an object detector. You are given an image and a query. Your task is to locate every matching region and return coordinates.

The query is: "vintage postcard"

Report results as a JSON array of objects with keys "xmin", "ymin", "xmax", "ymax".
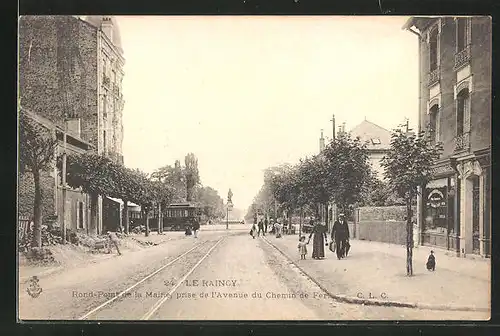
[{"xmin": 17, "ymin": 15, "xmax": 491, "ymax": 321}]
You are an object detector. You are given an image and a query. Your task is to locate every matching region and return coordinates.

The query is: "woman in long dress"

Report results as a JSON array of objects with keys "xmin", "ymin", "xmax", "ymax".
[{"xmin": 308, "ymin": 221, "xmax": 327, "ymax": 259}]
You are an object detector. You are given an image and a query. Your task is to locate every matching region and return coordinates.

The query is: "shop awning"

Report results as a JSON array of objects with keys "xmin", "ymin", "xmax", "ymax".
[{"xmin": 106, "ymin": 197, "xmax": 139, "ymax": 207}]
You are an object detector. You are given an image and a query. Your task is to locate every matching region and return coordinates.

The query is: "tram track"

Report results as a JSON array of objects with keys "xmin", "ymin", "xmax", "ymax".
[{"xmin": 78, "ymin": 237, "xmax": 224, "ymax": 320}]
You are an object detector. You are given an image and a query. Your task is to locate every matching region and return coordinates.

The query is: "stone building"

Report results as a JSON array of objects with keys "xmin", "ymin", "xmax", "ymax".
[
  {"xmin": 18, "ymin": 111, "xmax": 94, "ymax": 233},
  {"xmin": 403, "ymin": 16, "xmax": 491, "ymax": 257},
  {"xmin": 349, "ymin": 119, "xmax": 392, "ymax": 180},
  {"xmin": 18, "ymin": 15, "xmax": 126, "ymax": 234}
]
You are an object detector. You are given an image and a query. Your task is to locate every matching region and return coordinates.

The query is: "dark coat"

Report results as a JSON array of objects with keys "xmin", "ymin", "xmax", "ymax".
[{"xmin": 331, "ymin": 219, "xmax": 349, "ymax": 241}]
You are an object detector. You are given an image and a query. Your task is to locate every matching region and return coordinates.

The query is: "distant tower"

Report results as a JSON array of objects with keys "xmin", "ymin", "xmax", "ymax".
[{"xmin": 319, "ymin": 129, "xmax": 325, "ymax": 152}]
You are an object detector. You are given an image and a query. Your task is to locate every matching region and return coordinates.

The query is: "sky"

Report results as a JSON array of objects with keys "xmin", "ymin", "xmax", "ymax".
[{"xmin": 116, "ymin": 16, "xmax": 419, "ymax": 212}]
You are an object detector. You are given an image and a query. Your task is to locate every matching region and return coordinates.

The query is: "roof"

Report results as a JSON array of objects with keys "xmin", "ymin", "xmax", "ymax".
[
  {"xmin": 81, "ymin": 16, "xmax": 123, "ymax": 54},
  {"xmin": 349, "ymin": 119, "xmax": 392, "ymax": 151},
  {"xmin": 402, "ymin": 16, "xmax": 440, "ymax": 32},
  {"xmin": 21, "ymin": 109, "xmax": 94, "ymax": 150}
]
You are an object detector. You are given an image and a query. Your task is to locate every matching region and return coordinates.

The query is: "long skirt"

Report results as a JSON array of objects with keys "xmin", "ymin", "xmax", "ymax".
[{"xmin": 312, "ymin": 233, "xmax": 325, "ymax": 259}]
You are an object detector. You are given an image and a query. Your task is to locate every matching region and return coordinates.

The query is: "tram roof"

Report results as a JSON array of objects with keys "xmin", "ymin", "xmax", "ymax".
[{"xmin": 166, "ymin": 203, "xmax": 199, "ymax": 208}]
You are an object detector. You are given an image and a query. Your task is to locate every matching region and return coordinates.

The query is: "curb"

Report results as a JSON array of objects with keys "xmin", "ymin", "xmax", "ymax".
[{"xmin": 263, "ymin": 237, "xmax": 489, "ymax": 313}]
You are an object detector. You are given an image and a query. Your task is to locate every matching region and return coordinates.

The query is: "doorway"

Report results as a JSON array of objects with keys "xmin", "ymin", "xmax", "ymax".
[{"xmin": 471, "ymin": 176, "xmax": 480, "ymax": 254}]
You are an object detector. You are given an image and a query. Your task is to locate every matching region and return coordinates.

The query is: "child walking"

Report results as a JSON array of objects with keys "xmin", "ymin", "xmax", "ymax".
[{"xmin": 298, "ymin": 236, "xmax": 308, "ymax": 260}]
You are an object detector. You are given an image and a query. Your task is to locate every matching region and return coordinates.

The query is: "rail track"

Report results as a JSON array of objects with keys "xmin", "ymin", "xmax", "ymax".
[{"xmin": 78, "ymin": 237, "xmax": 224, "ymax": 320}]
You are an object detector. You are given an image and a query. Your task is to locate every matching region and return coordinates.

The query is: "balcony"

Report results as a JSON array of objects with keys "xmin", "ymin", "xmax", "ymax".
[
  {"xmin": 454, "ymin": 132, "xmax": 470, "ymax": 152},
  {"xmin": 103, "ymin": 75, "xmax": 111, "ymax": 87},
  {"xmin": 428, "ymin": 67, "xmax": 439, "ymax": 87},
  {"xmin": 454, "ymin": 45, "xmax": 471, "ymax": 70}
]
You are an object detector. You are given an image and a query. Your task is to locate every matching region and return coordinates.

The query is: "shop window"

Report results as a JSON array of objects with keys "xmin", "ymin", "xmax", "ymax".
[{"xmin": 424, "ymin": 186, "xmax": 448, "ymax": 233}]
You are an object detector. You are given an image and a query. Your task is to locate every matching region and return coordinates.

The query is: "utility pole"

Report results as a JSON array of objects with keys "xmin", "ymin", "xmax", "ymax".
[
  {"xmin": 61, "ymin": 122, "xmax": 67, "ymax": 244},
  {"xmin": 405, "ymin": 117, "xmax": 410, "ymax": 133}
]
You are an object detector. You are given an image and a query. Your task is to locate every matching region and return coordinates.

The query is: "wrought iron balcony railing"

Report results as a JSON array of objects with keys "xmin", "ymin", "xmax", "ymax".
[
  {"xmin": 454, "ymin": 45, "xmax": 471, "ymax": 70},
  {"xmin": 103, "ymin": 75, "xmax": 111, "ymax": 87},
  {"xmin": 428, "ymin": 67, "xmax": 439, "ymax": 87},
  {"xmin": 454, "ymin": 132, "xmax": 470, "ymax": 152}
]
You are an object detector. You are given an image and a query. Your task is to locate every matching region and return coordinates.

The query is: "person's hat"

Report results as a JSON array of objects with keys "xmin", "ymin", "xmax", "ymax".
[{"xmin": 339, "ymin": 213, "xmax": 345, "ymax": 216}]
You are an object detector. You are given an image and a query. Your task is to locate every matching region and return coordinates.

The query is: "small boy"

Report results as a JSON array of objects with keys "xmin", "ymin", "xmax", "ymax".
[
  {"xmin": 298, "ymin": 236, "xmax": 308, "ymax": 260},
  {"xmin": 107, "ymin": 231, "xmax": 122, "ymax": 256},
  {"xmin": 426, "ymin": 250, "xmax": 436, "ymax": 271}
]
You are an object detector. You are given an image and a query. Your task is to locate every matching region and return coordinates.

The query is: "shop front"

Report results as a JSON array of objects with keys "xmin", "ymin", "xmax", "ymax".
[{"xmin": 421, "ymin": 176, "xmax": 458, "ymax": 252}]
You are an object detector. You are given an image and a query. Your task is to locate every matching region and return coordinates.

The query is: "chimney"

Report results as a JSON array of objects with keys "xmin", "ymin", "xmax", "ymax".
[
  {"xmin": 66, "ymin": 118, "xmax": 81, "ymax": 138},
  {"xmin": 319, "ymin": 129, "xmax": 325, "ymax": 152},
  {"xmin": 342, "ymin": 122, "xmax": 346, "ymax": 134},
  {"xmin": 101, "ymin": 16, "xmax": 114, "ymax": 42}
]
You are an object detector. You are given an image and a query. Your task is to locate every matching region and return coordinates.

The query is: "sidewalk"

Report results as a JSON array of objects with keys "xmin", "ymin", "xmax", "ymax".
[{"xmin": 266, "ymin": 235, "xmax": 490, "ymax": 312}]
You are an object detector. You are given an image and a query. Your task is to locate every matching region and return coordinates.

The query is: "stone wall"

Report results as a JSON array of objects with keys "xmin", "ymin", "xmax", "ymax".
[
  {"xmin": 358, "ymin": 206, "xmax": 417, "ymax": 222},
  {"xmin": 17, "ymin": 171, "xmax": 55, "ymax": 224},
  {"xmin": 353, "ymin": 206, "xmax": 417, "ymax": 245}
]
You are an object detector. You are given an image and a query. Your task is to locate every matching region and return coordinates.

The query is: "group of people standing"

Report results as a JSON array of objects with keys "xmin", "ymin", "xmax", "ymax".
[
  {"xmin": 250, "ymin": 217, "xmax": 284, "ymax": 239},
  {"xmin": 304, "ymin": 213, "xmax": 350, "ymax": 260}
]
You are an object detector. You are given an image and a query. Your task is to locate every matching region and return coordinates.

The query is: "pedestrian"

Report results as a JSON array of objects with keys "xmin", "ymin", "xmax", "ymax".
[
  {"xmin": 298, "ymin": 236, "xmax": 308, "ymax": 260},
  {"xmin": 250, "ymin": 223, "xmax": 257, "ymax": 239},
  {"xmin": 185, "ymin": 225, "xmax": 192, "ymax": 236},
  {"xmin": 275, "ymin": 220, "xmax": 282, "ymax": 238},
  {"xmin": 264, "ymin": 217, "xmax": 269, "ymax": 234},
  {"xmin": 426, "ymin": 250, "xmax": 436, "ymax": 271},
  {"xmin": 107, "ymin": 231, "xmax": 122, "ymax": 255},
  {"xmin": 257, "ymin": 219, "xmax": 264, "ymax": 237},
  {"xmin": 331, "ymin": 213, "xmax": 350, "ymax": 260},
  {"xmin": 307, "ymin": 219, "xmax": 327, "ymax": 259},
  {"xmin": 192, "ymin": 221, "xmax": 200, "ymax": 238}
]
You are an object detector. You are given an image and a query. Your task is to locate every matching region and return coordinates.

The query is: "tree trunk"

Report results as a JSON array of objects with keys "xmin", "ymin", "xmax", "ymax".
[
  {"xmin": 123, "ymin": 200, "xmax": 130, "ymax": 234},
  {"xmin": 406, "ymin": 199, "xmax": 413, "ymax": 276},
  {"xmin": 31, "ymin": 170, "xmax": 42, "ymax": 248},
  {"xmin": 90, "ymin": 193, "xmax": 98, "ymax": 236},
  {"xmin": 299, "ymin": 207, "xmax": 303, "ymax": 237},
  {"xmin": 144, "ymin": 208, "xmax": 150, "ymax": 237},
  {"xmin": 158, "ymin": 203, "xmax": 162, "ymax": 234},
  {"xmin": 324, "ymin": 201, "xmax": 329, "ymax": 229}
]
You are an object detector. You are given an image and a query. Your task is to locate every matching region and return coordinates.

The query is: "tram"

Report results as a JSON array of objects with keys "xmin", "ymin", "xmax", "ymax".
[{"xmin": 163, "ymin": 203, "xmax": 202, "ymax": 231}]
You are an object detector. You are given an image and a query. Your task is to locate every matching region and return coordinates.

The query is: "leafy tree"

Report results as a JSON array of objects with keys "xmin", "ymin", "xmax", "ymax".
[
  {"xmin": 19, "ymin": 110, "xmax": 58, "ymax": 247},
  {"xmin": 63, "ymin": 153, "xmax": 123, "ymax": 234},
  {"xmin": 184, "ymin": 153, "xmax": 200, "ymax": 202},
  {"xmin": 381, "ymin": 126, "xmax": 442, "ymax": 276},
  {"xmin": 151, "ymin": 160, "xmax": 185, "ymax": 202},
  {"xmin": 322, "ymin": 132, "xmax": 371, "ymax": 214}
]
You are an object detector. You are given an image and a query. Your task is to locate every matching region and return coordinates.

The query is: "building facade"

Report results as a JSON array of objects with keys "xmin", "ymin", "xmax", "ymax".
[
  {"xmin": 18, "ymin": 15, "xmax": 125, "ymax": 234},
  {"xmin": 18, "ymin": 111, "xmax": 94, "ymax": 233},
  {"xmin": 349, "ymin": 119, "xmax": 392, "ymax": 180},
  {"xmin": 404, "ymin": 16, "xmax": 491, "ymax": 257}
]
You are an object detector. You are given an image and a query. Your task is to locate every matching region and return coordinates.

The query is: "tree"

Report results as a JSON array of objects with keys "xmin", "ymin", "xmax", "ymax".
[
  {"xmin": 19, "ymin": 110, "xmax": 58, "ymax": 247},
  {"xmin": 322, "ymin": 132, "xmax": 371, "ymax": 214},
  {"xmin": 63, "ymin": 153, "xmax": 124, "ymax": 234},
  {"xmin": 184, "ymin": 153, "xmax": 200, "ymax": 202},
  {"xmin": 381, "ymin": 126, "xmax": 442, "ymax": 276},
  {"xmin": 151, "ymin": 160, "xmax": 186, "ymax": 202}
]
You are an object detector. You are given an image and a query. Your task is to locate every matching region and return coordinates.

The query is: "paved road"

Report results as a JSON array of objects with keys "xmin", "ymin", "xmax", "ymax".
[{"xmin": 19, "ymin": 227, "xmax": 484, "ymax": 320}]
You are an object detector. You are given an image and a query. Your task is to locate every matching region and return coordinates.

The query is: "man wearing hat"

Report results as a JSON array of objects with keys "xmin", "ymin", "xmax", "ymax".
[{"xmin": 331, "ymin": 213, "xmax": 350, "ymax": 260}]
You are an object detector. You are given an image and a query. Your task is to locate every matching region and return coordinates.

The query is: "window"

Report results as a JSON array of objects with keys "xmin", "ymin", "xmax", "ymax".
[
  {"xmin": 370, "ymin": 138, "xmax": 381, "ymax": 145},
  {"xmin": 456, "ymin": 89, "xmax": 469, "ymax": 135},
  {"xmin": 429, "ymin": 27, "xmax": 439, "ymax": 71},
  {"xmin": 429, "ymin": 105, "xmax": 439, "ymax": 143},
  {"xmin": 456, "ymin": 18, "xmax": 468, "ymax": 52}
]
